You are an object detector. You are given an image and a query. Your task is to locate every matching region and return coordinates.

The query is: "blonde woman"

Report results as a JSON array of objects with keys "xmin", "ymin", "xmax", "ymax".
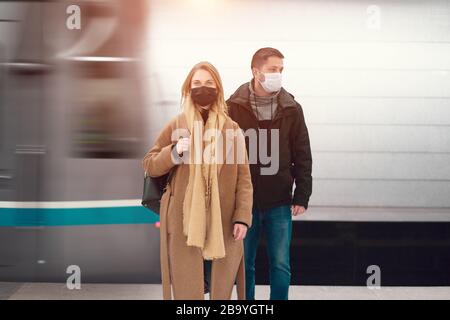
[{"xmin": 142, "ymin": 62, "xmax": 253, "ymax": 300}]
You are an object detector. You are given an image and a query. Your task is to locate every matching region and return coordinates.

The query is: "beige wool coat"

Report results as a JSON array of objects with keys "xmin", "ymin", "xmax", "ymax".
[{"xmin": 142, "ymin": 112, "xmax": 253, "ymax": 300}]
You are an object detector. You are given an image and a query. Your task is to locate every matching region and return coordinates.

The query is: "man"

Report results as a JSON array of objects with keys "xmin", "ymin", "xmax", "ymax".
[{"xmin": 227, "ymin": 47, "xmax": 313, "ymax": 300}]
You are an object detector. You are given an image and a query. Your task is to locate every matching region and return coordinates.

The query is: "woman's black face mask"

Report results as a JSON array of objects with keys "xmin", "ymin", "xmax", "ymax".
[{"xmin": 190, "ymin": 86, "xmax": 217, "ymax": 107}]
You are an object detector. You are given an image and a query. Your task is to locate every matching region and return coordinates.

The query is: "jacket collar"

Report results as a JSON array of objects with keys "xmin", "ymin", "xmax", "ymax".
[{"xmin": 228, "ymin": 81, "xmax": 298, "ymax": 111}]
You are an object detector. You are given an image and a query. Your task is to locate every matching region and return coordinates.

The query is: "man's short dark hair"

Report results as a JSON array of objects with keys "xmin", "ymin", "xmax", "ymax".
[{"xmin": 251, "ymin": 47, "xmax": 284, "ymax": 69}]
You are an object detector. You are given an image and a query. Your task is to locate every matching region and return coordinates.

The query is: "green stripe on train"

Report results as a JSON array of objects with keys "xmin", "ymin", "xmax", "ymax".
[{"xmin": 0, "ymin": 206, "xmax": 160, "ymax": 226}]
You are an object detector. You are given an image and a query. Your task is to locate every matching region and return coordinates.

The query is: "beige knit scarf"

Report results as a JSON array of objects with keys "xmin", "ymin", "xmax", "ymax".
[{"xmin": 182, "ymin": 104, "xmax": 226, "ymax": 260}]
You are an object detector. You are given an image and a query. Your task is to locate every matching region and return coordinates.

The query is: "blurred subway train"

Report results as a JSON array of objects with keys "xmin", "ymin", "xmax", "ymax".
[
  {"xmin": 0, "ymin": 0, "xmax": 163, "ymax": 283},
  {"xmin": 1, "ymin": 0, "xmax": 450, "ymax": 286}
]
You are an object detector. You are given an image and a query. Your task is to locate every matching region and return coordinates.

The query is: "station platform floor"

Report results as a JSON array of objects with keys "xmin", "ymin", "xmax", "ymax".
[{"xmin": 1, "ymin": 282, "xmax": 449, "ymax": 300}]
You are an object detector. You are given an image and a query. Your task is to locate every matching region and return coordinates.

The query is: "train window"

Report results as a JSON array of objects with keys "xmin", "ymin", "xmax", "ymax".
[
  {"xmin": 0, "ymin": 44, "xmax": 5, "ymax": 161},
  {"xmin": 0, "ymin": 44, "xmax": 12, "ymax": 191},
  {"xmin": 68, "ymin": 60, "xmax": 143, "ymax": 159}
]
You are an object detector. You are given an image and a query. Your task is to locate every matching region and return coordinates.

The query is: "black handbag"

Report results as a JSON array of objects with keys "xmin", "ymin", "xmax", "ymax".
[
  {"xmin": 141, "ymin": 169, "xmax": 176, "ymax": 215},
  {"xmin": 142, "ymin": 117, "xmax": 182, "ymax": 214}
]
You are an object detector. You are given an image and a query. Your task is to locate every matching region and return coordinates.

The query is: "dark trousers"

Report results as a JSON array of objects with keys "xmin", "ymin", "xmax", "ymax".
[{"xmin": 204, "ymin": 259, "xmax": 212, "ymax": 294}]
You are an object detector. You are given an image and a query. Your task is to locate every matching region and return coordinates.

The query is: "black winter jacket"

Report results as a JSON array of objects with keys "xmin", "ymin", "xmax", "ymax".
[{"xmin": 227, "ymin": 82, "xmax": 313, "ymax": 210}]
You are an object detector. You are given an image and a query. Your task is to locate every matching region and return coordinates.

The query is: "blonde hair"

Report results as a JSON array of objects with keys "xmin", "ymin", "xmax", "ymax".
[{"xmin": 181, "ymin": 61, "xmax": 228, "ymax": 117}]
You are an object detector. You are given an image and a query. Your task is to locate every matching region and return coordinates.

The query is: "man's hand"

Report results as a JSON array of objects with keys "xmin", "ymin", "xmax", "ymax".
[
  {"xmin": 291, "ymin": 205, "xmax": 306, "ymax": 216},
  {"xmin": 233, "ymin": 223, "xmax": 248, "ymax": 241}
]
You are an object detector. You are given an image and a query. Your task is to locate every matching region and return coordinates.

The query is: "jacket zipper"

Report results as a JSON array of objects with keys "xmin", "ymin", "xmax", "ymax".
[{"xmin": 237, "ymin": 102, "xmax": 284, "ymax": 210}]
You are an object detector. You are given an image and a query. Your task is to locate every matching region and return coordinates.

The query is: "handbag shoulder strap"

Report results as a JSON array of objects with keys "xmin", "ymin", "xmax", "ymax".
[
  {"xmin": 144, "ymin": 113, "xmax": 185, "ymax": 179},
  {"xmin": 165, "ymin": 113, "xmax": 183, "ymax": 190}
]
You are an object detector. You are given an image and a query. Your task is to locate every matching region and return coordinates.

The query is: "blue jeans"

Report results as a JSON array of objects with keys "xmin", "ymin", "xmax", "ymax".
[{"xmin": 244, "ymin": 205, "xmax": 293, "ymax": 300}]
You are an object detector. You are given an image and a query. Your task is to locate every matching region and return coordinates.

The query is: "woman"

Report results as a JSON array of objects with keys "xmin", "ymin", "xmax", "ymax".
[{"xmin": 142, "ymin": 62, "xmax": 253, "ymax": 300}]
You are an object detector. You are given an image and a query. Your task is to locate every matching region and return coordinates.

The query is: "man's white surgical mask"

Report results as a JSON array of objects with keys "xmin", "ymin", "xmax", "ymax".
[{"xmin": 257, "ymin": 71, "xmax": 282, "ymax": 93}]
